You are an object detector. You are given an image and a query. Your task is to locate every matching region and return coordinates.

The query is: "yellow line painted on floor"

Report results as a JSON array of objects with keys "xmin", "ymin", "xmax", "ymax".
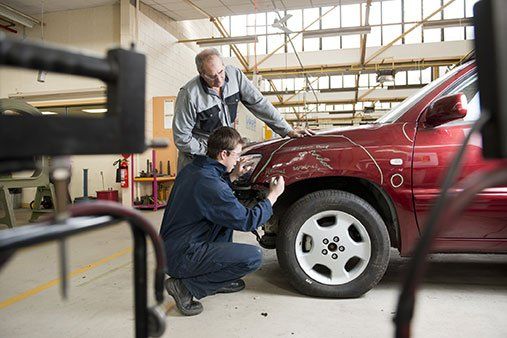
[{"xmin": 0, "ymin": 246, "xmax": 133, "ymax": 310}]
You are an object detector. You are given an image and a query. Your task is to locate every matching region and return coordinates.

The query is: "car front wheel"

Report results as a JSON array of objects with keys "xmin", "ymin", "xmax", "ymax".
[{"xmin": 276, "ymin": 189, "xmax": 390, "ymax": 298}]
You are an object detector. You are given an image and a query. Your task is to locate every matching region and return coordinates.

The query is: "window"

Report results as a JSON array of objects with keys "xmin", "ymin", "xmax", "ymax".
[
  {"xmin": 303, "ymin": 7, "xmax": 320, "ymax": 30},
  {"xmin": 256, "ymin": 36, "xmax": 267, "ymax": 55},
  {"xmin": 359, "ymin": 74, "xmax": 369, "ymax": 89},
  {"xmin": 444, "ymin": 27, "xmax": 464, "ymax": 41},
  {"xmin": 286, "ymin": 9, "xmax": 302, "ymax": 32},
  {"xmin": 424, "ymin": 28, "xmax": 441, "ymax": 43},
  {"xmin": 304, "ymin": 37, "xmax": 320, "ymax": 52},
  {"xmin": 383, "ymin": 24, "xmax": 403, "ymax": 45},
  {"xmin": 404, "ymin": 24, "xmax": 422, "ymax": 44},
  {"xmin": 287, "ymin": 35, "xmax": 303, "ymax": 53},
  {"xmin": 331, "ymin": 75, "xmax": 343, "ymax": 88},
  {"xmin": 319, "ymin": 77, "xmax": 330, "ymax": 90},
  {"xmin": 395, "ymin": 71, "xmax": 407, "ymax": 86},
  {"xmin": 322, "ymin": 37, "xmax": 340, "ymax": 50},
  {"xmin": 247, "ymin": 13, "xmax": 266, "ymax": 35},
  {"xmin": 466, "ymin": 26, "xmax": 475, "ymax": 40},
  {"xmin": 382, "ymin": 0, "xmax": 402, "ymax": 24},
  {"xmin": 368, "ymin": 2, "xmax": 382, "ymax": 25},
  {"xmin": 404, "ymin": 0, "xmax": 422, "ymax": 22},
  {"xmin": 230, "ymin": 15, "xmax": 247, "ymax": 36},
  {"xmin": 295, "ymin": 78, "xmax": 306, "ymax": 91},
  {"xmin": 378, "ymin": 65, "xmax": 459, "ymax": 123},
  {"xmin": 343, "ymin": 75, "xmax": 356, "ymax": 88},
  {"xmin": 341, "ymin": 4, "xmax": 360, "ymax": 27},
  {"xmin": 444, "ymin": 0, "xmax": 465, "ymax": 19},
  {"xmin": 267, "ymin": 34, "xmax": 284, "ymax": 54},
  {"xmin": 367, "ymin": 26, "xmax": 382, "ymax": 47},
  {"xmin": 321, "ymin": 6, "xmax": 340, "ymax": 29},
  {"xmin": 342, "ymin": 35, "xmax": 360, "ymax": 49},
  {"xmin": 421, "ymin": 68, "xmax": 432, "ymax": 83},
  {"xmin": 407, "ymin": 70, "xmax": 422, "ymax": 85},
  {"xmin": 423, "ymin": 0, "xmax": 443, "ymax": 21}
]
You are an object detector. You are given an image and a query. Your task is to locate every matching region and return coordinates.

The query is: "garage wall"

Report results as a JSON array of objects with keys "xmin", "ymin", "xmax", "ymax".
[
  {"xmin": 119, "ymin": 1, "xmax": 217, "ymax": 205},
  {"xmin": 0, "ymin": 4, "xmax": 122, "ymax": 205},
  {"xmin": 0, "ymin": 5, "xmax": 120, "ymax": 96}
]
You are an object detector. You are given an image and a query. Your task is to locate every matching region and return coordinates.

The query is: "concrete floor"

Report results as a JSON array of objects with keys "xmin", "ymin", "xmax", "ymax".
[{"xmin": 1, "ymin": 209, "xmax": 506, "ymax": 338}]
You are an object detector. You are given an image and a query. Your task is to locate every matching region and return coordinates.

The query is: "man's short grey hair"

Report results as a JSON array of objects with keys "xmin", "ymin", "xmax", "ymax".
[{"xmin": 195, "ymin": 48, "xmax": 222, "ymax": 74}]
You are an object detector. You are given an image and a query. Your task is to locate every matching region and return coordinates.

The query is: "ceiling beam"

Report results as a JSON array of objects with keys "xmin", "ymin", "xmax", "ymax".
[
  {"xmin": 273, "ymin": 97, "xmax": 406, "ymax": 108},
  {"xmin": 182, "ymin": 0, "xmax": 250, "ymax": 70},
  {"xmin": 244, "ymin": 57, "xmax": 463, "ymax": 78}
]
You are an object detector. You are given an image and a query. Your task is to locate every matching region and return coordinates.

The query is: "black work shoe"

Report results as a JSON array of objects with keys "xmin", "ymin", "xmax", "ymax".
[
  {"xmin": 165, "ymin": 278, "xmax": 203, "ymax": 316},
  {"xmin": 217, "ymin": 279, "xmax": 246, "ymax": 294}
]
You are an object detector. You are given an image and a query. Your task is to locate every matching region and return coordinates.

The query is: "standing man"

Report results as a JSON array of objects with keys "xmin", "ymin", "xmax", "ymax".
[
  {"xmin": 160, "ymin": 127, "xmax": 285, "ymax": 316},
  {"xmin": 173, "ymin": 48, "xmax": 313, "ymax": 172}
]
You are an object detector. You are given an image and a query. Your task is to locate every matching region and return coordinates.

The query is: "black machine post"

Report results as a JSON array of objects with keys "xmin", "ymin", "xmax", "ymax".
[
  {"xmin": 0, "ymin": 33, "xmax": 147, "ymax": 158},
  {"xmin": 474, "ymin": 0, "xmax": 507, "ymax": 158}
]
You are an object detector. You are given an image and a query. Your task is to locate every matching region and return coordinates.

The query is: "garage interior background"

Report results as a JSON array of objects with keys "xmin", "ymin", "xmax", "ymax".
[{"xmin": 0, "ymin": 0, "xmax": 476, "ymax": 208}]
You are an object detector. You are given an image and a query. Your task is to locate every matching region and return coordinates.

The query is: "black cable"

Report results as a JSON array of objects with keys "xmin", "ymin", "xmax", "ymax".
[
  {"xmin": 394, "ymin": 112, "xmax": 490, "ymax": 338},
  {"xmin": 270, "ymin": 1, "xmax": 320, "ymax": 105}
]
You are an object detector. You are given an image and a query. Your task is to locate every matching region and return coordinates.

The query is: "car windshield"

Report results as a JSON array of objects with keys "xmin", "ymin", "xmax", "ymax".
[{"xmin": 376, "ymin": 64, "xmax": 466, "ymax": 124}]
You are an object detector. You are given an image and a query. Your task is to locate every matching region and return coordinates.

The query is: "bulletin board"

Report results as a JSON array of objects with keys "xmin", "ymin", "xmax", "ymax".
[{"xmin": 152, "ymin": 96, "xmax": 177, "ymax": 176}]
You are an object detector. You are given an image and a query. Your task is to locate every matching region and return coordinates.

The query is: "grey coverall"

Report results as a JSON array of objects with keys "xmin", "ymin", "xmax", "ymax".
[{"xmin": 172, "ymin": 65, "xmax": 292, "ymax": 172}]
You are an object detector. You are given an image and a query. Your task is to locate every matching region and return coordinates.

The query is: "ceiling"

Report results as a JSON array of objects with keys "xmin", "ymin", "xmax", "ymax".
[
  {"xmin": 4, "ymin": 0, "xmax": 371, "ymax": 21},
  {"xmin": 2, "ymin": 0, "xmax": 118, "ymax": 16}
]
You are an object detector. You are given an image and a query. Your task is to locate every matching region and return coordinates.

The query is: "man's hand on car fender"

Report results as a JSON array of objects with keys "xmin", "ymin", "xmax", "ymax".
[
  {"xmin": 230, "ymin": 157, "xmax": 252, "ymax": 182},
  {"xmin": 287, "ymin": 128, "xmax": 315, "ymax": 138},
  {"xmin": 267, "ymin": 176, "xmax": 285, "ymax": 206}
]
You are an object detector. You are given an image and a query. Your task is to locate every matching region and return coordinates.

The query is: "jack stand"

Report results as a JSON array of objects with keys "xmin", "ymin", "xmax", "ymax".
[{"xmin": 29, "ymin": 185, "xmax": 56, "ymax": 222}]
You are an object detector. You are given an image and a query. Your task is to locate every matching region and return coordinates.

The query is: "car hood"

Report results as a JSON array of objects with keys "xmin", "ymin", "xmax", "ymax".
[{"xmin": 242, "ymin": 123, "xmax": 386, "ymax": 156}]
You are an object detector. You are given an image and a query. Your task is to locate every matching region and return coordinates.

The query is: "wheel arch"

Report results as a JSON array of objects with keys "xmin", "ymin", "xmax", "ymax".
[{"xmin": 269, "ymin": 176, "xmax": 400, "ymax": 249}]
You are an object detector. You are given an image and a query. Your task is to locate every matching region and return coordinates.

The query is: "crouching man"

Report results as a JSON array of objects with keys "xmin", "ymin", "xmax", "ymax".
[{"xmin": 160, "ymin": 126, "xmax": 285, "ymax": 316}]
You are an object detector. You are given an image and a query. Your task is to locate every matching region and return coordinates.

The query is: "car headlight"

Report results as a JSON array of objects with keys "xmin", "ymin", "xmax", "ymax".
[{"xmin": 236, "ymin": 154, "xmax": 262, "ymax": 185}]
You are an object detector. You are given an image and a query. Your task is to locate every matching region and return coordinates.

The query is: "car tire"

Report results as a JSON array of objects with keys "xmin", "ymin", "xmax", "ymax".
[{"xmin": 276, "ymin": 189, "xmax": 390, "ymax": 298}]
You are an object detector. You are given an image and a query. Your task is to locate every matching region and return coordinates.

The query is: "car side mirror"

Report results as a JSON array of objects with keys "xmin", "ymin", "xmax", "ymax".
[{"xmin": 424, "ymin": 93, "xmax": 468, "ymax": 127}]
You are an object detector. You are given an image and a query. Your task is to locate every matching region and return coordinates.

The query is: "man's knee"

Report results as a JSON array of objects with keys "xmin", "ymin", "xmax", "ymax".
[{"xmin": 240, "ymin": 245, "xmax": 262, "ymax": 273}]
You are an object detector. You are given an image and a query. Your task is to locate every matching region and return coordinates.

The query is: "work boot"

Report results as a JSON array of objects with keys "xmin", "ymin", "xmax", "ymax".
[
  {"xmin": 165, "ymin": 278, "xmax": 203, "ymax": 316},
  {"xmin": 217, "ymin": 279, "xmax": 246, "ymax": 294}
]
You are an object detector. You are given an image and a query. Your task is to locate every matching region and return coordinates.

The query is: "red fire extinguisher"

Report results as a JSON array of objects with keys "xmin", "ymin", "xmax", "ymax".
[{"xmin": 114, "ymin": 156, "xmax": 129, "ymax": 188}]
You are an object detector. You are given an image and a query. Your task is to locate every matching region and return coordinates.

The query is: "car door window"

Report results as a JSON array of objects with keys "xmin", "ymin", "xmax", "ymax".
[{"xmin": 441, "ymin": 74, "xmax": 480, "ymax": 125}]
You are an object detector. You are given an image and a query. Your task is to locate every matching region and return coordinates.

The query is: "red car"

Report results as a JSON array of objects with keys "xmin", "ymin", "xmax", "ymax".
[{"xmin": 235, "ymin": 61, "xmax": 507, "ymax": 298}]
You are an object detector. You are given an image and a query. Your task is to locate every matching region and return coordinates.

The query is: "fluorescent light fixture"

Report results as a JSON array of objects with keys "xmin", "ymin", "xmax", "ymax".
[
  {"xmin": 422, "ymin": 18, "xmax": 473, "ymax": 29},
  {"xmin": 37, "ymin": 70, "xmax": 47, "ymax": 83},
  {"xmin": 83, "ymin": 108, "xmax": 107, "ymax": 114},
  {"xmin": 41, "ymin": 111, "xmax": 58, "ymax": 115},
  {"xmin": 196, "ymin": 36, "xmax": 258, "ymax": 47},
  {"xmin": 377, "ymin": 70, "xmax": 395, "ymax": 84},
  {"xmin": 0, "ymin": 4, "xmax": 41, "ymax": 28},
  {"xmin": 303, "ymin": 26, "xmax": 371, "ymax": 39}
]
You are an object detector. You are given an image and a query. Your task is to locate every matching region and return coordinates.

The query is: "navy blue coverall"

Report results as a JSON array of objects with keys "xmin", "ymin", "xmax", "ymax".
[{"xmin": 160, "ymin": 155, "xmax": 273, "ymax": 299}]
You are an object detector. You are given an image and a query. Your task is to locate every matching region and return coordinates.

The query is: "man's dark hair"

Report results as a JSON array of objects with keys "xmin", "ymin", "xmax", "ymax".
[{"xmin": 207, "ymin": 127, "xmax": 244, "ymax": 159}]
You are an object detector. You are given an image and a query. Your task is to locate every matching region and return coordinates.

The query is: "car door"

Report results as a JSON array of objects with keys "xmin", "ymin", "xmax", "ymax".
[{"xmin": 412, "ymin": 70, "xmax": 507, "ymax": 252}]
